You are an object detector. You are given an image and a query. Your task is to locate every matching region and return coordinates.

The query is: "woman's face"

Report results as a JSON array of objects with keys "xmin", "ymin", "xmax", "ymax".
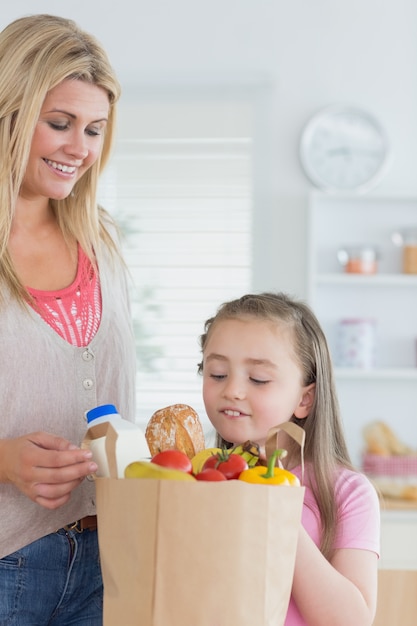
[
  {"xmin": 20, "ymin": 79, "xmax": 110, "ymax": 202},
  {"xmin": 202, "ymin": 318, "xmax": 315, "ymax": 453}
]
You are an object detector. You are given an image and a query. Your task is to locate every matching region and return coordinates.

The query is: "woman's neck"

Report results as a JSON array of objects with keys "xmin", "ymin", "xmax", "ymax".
[{"xmin": 9, "ymin": 201, "xmax": 78, "ymax": 290}]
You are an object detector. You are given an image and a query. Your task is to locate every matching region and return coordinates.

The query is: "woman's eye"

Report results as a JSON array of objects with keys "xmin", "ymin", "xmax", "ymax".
[
  {"xmin": 86, "ymin": 127, "xmax": 101, "ymax": 137},
  {"xmin": 47, "ymin": 121, "xmax": 101, "ymax": 136},
  {"xmin": 48, "ymin": 122, "xmax": 68, "ymax": 131}
]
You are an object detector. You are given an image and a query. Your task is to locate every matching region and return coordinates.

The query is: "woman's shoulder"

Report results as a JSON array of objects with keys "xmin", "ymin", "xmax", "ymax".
[
  {"xmin": 95, "ymin": 207, "xmax": 127, "ymax": 272},
  {"xmin": 98, "ymin": 207, "xmax": 122, "ymax": 245}
]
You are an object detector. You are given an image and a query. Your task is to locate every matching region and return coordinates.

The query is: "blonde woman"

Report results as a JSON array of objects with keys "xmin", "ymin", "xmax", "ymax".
[
  {"xmin": 0, "ymin": 14, "xmax": 136, "ymax": 623},
  {"xmin": 199, "ymin": 292, "xmax": 380, "ymax": 626}
]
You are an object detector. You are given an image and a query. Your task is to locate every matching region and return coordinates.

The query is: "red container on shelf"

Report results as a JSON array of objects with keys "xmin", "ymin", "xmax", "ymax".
[{"xmin": 337, "ymin": 245, "xmax": 378, "ymax": 275}]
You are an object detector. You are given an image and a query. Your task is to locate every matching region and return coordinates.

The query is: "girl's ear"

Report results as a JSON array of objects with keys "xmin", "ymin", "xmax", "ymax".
[{"xmin": 294, "ymin": 383, "xmax": 315, "ymax": 419}]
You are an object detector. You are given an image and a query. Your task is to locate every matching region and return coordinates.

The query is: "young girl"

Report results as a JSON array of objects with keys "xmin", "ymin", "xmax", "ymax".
[{"xmin": 198, "ymin": 292, "xmax": 380, "ymax": 626}]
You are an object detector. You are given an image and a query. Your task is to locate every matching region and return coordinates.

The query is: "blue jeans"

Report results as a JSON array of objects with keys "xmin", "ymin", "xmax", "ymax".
[{"xmin": 0, "ymin": 528, "xmax": 103, "ymax": 625}]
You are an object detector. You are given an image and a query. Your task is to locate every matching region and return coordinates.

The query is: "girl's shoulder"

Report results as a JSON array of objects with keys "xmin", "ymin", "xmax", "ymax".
[
  {"xmin": 334, "ymin": 465, "xmax": 377, "ymax": 493},
  {"xmin": 333, "ymin": 467, "xmax": 381, "ymax": 554},
  {"xmin": 292, "ymin": 463, "xmax": 379, "ymax": 511},
  {"xmin": 333, "ymin": 466, "xmax": 380, "ymax": 517}
]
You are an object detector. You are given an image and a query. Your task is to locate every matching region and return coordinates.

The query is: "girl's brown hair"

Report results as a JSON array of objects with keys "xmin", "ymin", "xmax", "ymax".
[
  {"xmin": 0, "ymin": 14, "xmax": 121, "ymax": 305},
  {"xmin": 199, "ymin": 292, "xmax": 354, "ymax": 559}
]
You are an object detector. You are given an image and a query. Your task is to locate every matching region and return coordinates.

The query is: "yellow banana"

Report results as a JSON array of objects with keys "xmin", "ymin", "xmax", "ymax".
[
  {"xmin": 230, "ymin": 440, "xmax": 261, "ymax": 468},
  {"xmin": 125, "ymin": 461, "xmax": 196, "ymax": 481},
  {"xmin": 191, "ymin": 447, "xmax": 222, "ymax": 474}
]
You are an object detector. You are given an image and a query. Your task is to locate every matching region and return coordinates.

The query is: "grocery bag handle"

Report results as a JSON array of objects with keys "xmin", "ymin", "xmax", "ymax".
[{"xmin": 265, "ymin": 421, "xmax": 305, "ymax": 484}]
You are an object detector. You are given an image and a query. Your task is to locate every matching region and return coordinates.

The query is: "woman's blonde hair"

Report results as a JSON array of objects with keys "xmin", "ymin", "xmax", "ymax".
[
  {"xmin": 0, "ymin": 14, "xmax": 121, "ymax": 304},
  {"xmin": 199, "ymin": 292, "xmax": 354, "ymax": 559}
]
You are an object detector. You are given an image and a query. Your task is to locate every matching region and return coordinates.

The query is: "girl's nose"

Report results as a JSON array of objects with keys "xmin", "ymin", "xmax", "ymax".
[{"xmin": 222, "ymin": 378, "xmax": 245, "ymax": 400}]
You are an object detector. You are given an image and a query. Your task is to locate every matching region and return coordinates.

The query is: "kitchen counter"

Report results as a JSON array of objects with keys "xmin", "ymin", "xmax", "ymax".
[
  {"xmin": 380, "ymin": 496, "xmax": 417, "ymax": 511},
  {"xmin": 379, "ymin": 498, "xmax": 417, "ymax": 569}
]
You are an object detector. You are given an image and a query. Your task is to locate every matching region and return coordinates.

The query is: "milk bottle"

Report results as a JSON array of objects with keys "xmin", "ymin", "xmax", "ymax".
[{"xmin": 84, "ymin": 404, "xmax": 150, "ymax": 478}]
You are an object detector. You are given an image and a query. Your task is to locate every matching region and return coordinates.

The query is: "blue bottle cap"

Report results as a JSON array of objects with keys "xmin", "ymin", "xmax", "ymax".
[{"xmin": 86, "ymin": 404, "xmax": 118, "ymax": 424}]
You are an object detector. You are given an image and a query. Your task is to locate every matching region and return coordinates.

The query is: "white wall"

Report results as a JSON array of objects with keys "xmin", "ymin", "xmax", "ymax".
[{"xmin": 2, "ymin": 0, "xmax": 417, "ymax": 296}]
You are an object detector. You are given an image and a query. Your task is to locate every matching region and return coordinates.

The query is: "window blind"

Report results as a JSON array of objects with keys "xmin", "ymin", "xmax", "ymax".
[{"xmin": 98, "ymin": 99, "xmax": 252, "ymax": 438}]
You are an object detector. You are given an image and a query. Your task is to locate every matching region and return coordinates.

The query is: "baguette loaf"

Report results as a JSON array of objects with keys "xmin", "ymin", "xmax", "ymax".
[
  {"xmin": 363, "ymin": 420, "xmax": 414, "ymax": 456},
  {"xmin": 145, "ymin": 404, "xmax": 206, "ymax": 459}
]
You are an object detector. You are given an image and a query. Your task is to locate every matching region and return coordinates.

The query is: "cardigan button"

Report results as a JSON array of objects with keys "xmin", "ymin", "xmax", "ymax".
[
  {"xmin": 82, "ymin": 349, "xmax": 94, "ymax": 362},
  {"xmin": 83, "ymin": 378, "xmax": 94, "ymax": 390}
]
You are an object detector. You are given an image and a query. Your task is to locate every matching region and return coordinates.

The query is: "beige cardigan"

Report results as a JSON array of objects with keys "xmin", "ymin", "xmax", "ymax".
[{"xmin": 0, "ymin": 241, "xmax": 136, "ymax": 558}]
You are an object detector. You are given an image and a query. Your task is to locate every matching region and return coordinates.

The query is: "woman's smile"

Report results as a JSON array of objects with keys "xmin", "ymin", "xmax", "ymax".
[{"xmin": 43, "ymin": 158, "xmax": 77, "ymax": 176}]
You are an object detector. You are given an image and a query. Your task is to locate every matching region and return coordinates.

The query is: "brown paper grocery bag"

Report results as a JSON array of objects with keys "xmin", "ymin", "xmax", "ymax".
[{"xmin": 95, "ymin": 422, "xmax": 305, "ymax": 626}]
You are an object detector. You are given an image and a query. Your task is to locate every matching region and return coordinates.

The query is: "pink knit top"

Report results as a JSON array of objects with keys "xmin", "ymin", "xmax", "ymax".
[{"xmin": 27, "ymin": 246, "xmax": 102, "ymax": 347}]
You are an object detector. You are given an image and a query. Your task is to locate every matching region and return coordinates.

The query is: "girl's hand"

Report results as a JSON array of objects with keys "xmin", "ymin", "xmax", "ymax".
[
  {"xmin": 0, "ymin": 432, "xmax": 98, "ymax": 509},
  {"xmin": 291, "ymin": 525, "xmax": 377, "ymax": 626}
]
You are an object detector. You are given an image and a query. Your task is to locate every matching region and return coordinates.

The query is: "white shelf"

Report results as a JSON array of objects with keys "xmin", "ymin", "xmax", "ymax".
[
  {"xmin": 316, "ymin": 274, "xmax": 417, "ymax": 287},
  {"xmin": 308, "ymin": 191, "xmax": 417, "ymax": 467},
  {"xmin": 335, "ymin": 367, "xmax": 417, "ymax": 380}
]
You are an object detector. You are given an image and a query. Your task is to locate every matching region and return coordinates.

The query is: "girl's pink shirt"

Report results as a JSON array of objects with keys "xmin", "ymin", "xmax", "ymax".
[
  {"xmin": 27, "ymin": 246, "xmax": 101, "ymax": 347},
  {"xmin": 285, "ymin": 464, "xmax": 380, "ymax": 625}
]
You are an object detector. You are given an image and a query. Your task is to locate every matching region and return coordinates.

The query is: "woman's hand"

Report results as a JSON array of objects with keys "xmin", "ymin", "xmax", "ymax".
[{"xmin": 0, "ymin": 432, "xmax": 98, "ymax": 509}]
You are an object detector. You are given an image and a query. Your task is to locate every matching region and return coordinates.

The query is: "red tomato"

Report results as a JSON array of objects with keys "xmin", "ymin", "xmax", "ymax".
[
  {"xmin": 151, "ymin": 450, "xmax": 193, "ymax": 474},
  {"xmin": 195, "ymin": 468, "xmax": 227, "ymax": 481},
  {"xmin": 202, "ymin": 452, "xmax": 248, "ymax": 480}
]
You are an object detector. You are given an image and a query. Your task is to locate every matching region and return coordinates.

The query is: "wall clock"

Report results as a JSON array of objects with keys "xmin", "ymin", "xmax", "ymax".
[{"xmin": 299, "ymin": 105, "xmax": 390, "ymax": 193}]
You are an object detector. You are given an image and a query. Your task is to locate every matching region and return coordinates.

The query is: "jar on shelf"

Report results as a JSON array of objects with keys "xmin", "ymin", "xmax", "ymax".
[
  {"xmin": 337, "ymin": 245, "xmax": 378, "ymax": 275},
  {"xmin": 335, "ymin": 318, "xmax": 377, "ymax": 369},
  {"xmin": 392, "ymin": 228, "xmax": 417, "ymax": 274}
]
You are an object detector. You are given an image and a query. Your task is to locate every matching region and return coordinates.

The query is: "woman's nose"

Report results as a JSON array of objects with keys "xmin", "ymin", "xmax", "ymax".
[{"xmin": 64, "ymin": 131, "xmax": 88, "ymax": 159}]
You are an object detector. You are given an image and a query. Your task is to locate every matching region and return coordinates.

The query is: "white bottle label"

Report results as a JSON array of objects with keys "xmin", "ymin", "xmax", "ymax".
[{"xmin": 84, "ymin": 419, "xmax": 150, "ymax": 478}]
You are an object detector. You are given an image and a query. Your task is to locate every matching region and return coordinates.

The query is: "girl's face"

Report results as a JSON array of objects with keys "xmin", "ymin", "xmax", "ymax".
[
  {"xmin": 202, "ymin": 317, "xmax": 315, "ymax": 453},
  {"xmin": 19, "ymin": 79, "xmax": 110, "ymax": 203}
]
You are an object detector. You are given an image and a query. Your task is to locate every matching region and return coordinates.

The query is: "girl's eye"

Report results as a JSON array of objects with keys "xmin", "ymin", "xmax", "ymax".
[
  {"xmin": 250, "ymin": 377, "xmax": 270, "ymax": 385},
  {"xmin": 210, "ymin": 373, "xmax": 226, "ymax": 381}
]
